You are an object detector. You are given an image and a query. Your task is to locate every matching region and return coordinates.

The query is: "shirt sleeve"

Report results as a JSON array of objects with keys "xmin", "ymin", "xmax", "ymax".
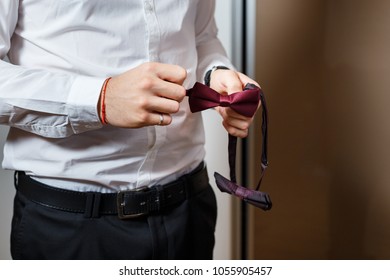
[
  {"xmin": 0, "ymin": 1, "xmax": 105, "ymax": 138},
  {"xmin": 195, "ymin": 0, "xmax": 235, "ymax": 82}
]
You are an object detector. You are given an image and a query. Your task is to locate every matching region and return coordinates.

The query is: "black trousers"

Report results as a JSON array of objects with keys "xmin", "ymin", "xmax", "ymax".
[{"xmin": 10, "ymin": 181, "xmax": 217, "ymax": 260}]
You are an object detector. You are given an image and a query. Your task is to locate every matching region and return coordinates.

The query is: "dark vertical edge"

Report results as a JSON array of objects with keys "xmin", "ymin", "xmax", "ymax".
[{"xmin": 240, "ymin": 0, "xmax": 248, "ymax": 261}]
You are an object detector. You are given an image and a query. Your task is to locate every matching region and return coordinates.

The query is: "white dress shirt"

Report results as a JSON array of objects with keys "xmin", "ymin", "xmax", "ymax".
[{"xmin": 0, "ymin": 0, "xmax": 234, "ymax": 192}]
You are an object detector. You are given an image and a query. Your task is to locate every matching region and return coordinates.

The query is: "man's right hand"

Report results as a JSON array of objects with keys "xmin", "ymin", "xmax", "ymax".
[{"xmin": 101, "ymin": 62, "xmax": 187, "ymax": 128}]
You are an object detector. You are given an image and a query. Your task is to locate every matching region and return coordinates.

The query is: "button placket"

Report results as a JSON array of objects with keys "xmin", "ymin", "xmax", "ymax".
[
  {"xmin": 144, "ymin": 0, "xmax": 153, "ymax": 13},
  {"xmin": 143, "ymin": 0, "xmax": 160, "ymax": 62}
]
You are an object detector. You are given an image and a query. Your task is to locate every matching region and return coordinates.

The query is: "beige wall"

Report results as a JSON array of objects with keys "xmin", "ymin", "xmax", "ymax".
[{"xmin": 251, "ymin": 0, "xmax": 390, "ymax": 259}]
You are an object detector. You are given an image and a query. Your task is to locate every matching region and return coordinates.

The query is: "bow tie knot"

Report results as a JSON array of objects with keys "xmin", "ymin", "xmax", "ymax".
[
  {"xmin": 186, "ymin": 82, "xmax": 262, "ymax": 118},
  {"xmin": 219, "ymin": 95, "xmax": 231, "ymax": 107}
]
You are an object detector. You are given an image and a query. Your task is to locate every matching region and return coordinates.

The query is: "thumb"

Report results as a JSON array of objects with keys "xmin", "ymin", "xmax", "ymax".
[
  {"xmin": 237, "ymin": 72, "xmax": 261, "ymax": 88},
  {"xmin": 210, "ymin": 69, "xmax": 243, "ymax": 95}
]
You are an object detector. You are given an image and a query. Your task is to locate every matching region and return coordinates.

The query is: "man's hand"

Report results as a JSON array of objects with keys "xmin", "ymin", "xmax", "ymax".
[
  {"xmin": 210, "ymin": 69, "xmax": 261, "ymax": 138},
  {"xmin": 101, "ymin": 62, "xmax": 187, "ymax": 128}
]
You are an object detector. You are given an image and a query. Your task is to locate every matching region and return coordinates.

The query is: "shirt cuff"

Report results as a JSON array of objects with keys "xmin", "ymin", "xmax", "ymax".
[{"xmin": 67, "ymin": 75, "xmax": 106, "ymax": 134}]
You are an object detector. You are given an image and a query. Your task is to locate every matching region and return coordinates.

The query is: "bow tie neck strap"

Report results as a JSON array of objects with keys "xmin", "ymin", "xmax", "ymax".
[
  {"xmin": 186, "ymin": 82, "xmax": 272, "ymax": 211},
  {"xmin": 214, "ymin": 172, "xmax": 272, "ymax": 210}
]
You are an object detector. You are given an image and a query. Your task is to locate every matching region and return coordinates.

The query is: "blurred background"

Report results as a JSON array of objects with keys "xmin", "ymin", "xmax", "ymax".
[
  {"xmin": 2, "ymin": 0, "xmax": 390, "ymax": 260},
  {"xmin": 250, "ymin": 0, "xmax": 390, "ymax": 259}
]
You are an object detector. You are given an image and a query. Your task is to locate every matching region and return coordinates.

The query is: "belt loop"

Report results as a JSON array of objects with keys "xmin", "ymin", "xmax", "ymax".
[
  {"xmin": 155, "ymin": 185, "xmax": 163, "ymax": 212},
  {"xmin": 92, "ymin": 193, "xmax": 102, "ymax": 218},
  {"xmin": 84, "ymin": 192, "xmax": 102, "ymax": 218}
]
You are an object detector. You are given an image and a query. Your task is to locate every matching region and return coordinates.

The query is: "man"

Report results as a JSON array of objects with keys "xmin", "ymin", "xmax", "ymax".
[{"xmin": 0, "ymin": 0, "xmax": 260, "ymax": 259}]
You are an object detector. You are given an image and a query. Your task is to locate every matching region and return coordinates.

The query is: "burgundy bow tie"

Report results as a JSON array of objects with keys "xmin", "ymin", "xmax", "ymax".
[
  {"xmin": 186, "ymin": 82, "xmax": 260, "ymax": 118},
  {"xmin": 186, "ymin": 82, "xmax": 272, "ymax": 211}
]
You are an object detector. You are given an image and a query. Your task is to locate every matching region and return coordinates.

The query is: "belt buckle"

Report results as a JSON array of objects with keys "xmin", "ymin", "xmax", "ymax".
[{"xmin": 117, "ymin": 186, "xmax": 148, "ymax": 220}]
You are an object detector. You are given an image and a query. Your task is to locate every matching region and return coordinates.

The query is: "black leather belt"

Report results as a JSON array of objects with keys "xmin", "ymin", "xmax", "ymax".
[{"xmin": 15, "ymin": 163, "xmax": 209, "ymax": 219}]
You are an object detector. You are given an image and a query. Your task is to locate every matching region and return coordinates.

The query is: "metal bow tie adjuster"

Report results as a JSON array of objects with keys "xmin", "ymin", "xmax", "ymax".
[{"xmin": 186, "ymin": 82, "xmax": 272, "ymax": 211}]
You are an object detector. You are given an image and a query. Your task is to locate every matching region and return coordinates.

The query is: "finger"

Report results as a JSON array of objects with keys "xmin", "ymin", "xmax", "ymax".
[
  {"xmin": 237, "ymin": 72, "xmax": 261, "ymax": 88},
  {"xmin": 141, "ymin": 112, "xmax": 172, "ymax": 127},
  {"xmin": 216, "ymin": 107, "xmax": 252, "ymax": 136},
  {"xmin": 154, "ymin": 81, "xmax": 186, "ymax": 102},
  {"xmin": 222, "ymin": 122, "xmax": 249, "ymax": 138},
  {"xmin": 223, "ymin": 116, "xmax": 251, "ymax": 132},
  {"xmin": 217, "ymin": 106, "xmax": 252, "ymax": 121},
  {"xmin": 225, "ymin": 78, "xmax": 244, "ymax": 95},
  {"xmin": 211, "ymin": 69, "xmax": 243, "ymax": 95},
  {"xmin": 148, "ymin": 95, "xmax": 181, "ymax": 115},
  {"xmin": 139, "ymin": 63, "xmax": 187, "ymax": 101},
  {"xmin": 153, "ymin": 113, "xmax": 172, "ymax": 126},
  {"xmin": 150, "ymin": 62, "xmax": 187, "ymax": 85},
  {"xmin": 224, "ymin": 116, "xmax": 251, "ymax": 130}
]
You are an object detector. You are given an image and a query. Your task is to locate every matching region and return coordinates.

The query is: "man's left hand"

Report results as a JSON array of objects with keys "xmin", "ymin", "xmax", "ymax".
[{"xmin": 209, "ymin": 69, "xmax": 261, "ymax": 138}]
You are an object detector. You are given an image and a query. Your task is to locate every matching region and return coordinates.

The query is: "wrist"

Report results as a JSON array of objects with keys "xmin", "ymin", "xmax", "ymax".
[
  {"xmin": 99, "ymin": 77, "xmax": 112, "ymax": 125},
  {"xmin": 204, "ymin": 65, "xmax": 229, "ymax": 86}
]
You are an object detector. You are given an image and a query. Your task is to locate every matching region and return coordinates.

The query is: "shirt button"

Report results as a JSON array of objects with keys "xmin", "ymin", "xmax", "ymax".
[{"xmin": 144, "ymin": 1, "xmax": 153, "ymax": 13}]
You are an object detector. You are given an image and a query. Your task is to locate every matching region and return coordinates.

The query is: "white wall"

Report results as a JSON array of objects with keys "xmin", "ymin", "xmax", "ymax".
[
  {"xmin": 0, "ymin": 54, "xmax": 14, "ymax": 260},
  {"xmin": 0, "ymin": 0, "xmax": 236, "ymax": 260},
  {"xmin": 0, "ymin": 126, "xmax": 13, "ymax": 260}
]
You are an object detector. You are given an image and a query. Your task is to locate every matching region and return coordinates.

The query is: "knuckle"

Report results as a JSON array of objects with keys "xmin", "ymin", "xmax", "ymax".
[
  {"xmin": 227, "ymin": 127, "xmax": 237, "ymax": 135},
  {"xmin": 176, "ymin": 87, "xmax": 186, "ymax": 101},
  {"xmin": 240, "ymin": 122, "xmax": 250, "ymax": 130},
  {"xmin": 136, "ymin": 95, "xmax": 149, "ymax": 109},
  {"xmin": 225, "ymin": 124, "xmax": 248, "ymax": 138},
  {"xmin": 177, "ymin": 67, "xmax": 187, "ymax": 80},
  {"xmin": 165, "ymin": 115, "xmax": 173, "ymax": 125},
  {"xmin": 170, "ymin": 101, "xmax": 180, "ymax": 113},
  {"xmin": 241, "ymin": 129, "xmax": 249, "ymax": 138},
  {"xmin": 138, "ymin": 111, "xmax": 149, "ymax": 124},
  {"xmin": 223, "ymin": 123, "xmax": 235, "ymax": 135},
  {"xmin": 143, "ymin": 61, "xmax": 158, "ymax": 72},
  {"xmin": 139, "ymin": 77, "xmax": 154, "ymax": 90}
]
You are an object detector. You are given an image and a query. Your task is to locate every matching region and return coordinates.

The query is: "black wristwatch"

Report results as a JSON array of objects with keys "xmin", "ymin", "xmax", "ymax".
[{"xmin": 204, "ymin": 65, "xmax": 230, "ymax": 86}]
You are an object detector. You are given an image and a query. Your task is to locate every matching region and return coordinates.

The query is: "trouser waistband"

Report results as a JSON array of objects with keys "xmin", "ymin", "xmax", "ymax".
[{"xmin": 15, "ymin": 164, "xmax": 209, "ymax": 219}]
